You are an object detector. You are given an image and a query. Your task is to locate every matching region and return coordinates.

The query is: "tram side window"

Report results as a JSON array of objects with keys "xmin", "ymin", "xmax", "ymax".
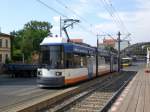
[
  {"xmin": 98, "ymin": 56, "xmax": 105, "ymax": 65},
  {"xmin": 114, "ymin": 57, "xmax": 118, "ymax": 64},
  {"xmin": 65, "ymin": 53, "xmax": 87, "ymax": 68},
  {"xmin": 105, "ymin": 56, "xmax": 110, "ymax": 64},
  {"xmin": 81, "ymin": 55, "xmax": 87, "ymax": 67},
  {"xmin": 74, "ymin": 54, "xmax": 81, "ymax": 68},
  {"xmin": 73, "ymin": 54, "xmax": 87, "ymax": 68},
  {"xmin": 65, "ymin": 53, "xmax": 73, "ymax": 68}
]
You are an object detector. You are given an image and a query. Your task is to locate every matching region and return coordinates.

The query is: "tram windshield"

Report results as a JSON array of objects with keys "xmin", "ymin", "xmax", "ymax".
[
  {"xmin": 121, "ymin": 58, "xmax": 132, "ymax": 65},
  {"xmin": 40, "ymin": 45, "xmax": 63, "ymax": 69}
]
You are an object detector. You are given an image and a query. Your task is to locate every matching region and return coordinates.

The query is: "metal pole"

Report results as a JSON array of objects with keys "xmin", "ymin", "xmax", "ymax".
[
  {"xmin": 96, "ymin": 35, "xmax": 99, "ymax": 77},
  {"xmin": 60, "ymin": 16, "xmax": 62, "ymax": 37},
  {"xmin": 63, "ymin": 28, "xmax": 70, "ymax": 42},
  {"xmin": 118, "ymin": 31, "xmax": 121, "ymax": 72}
]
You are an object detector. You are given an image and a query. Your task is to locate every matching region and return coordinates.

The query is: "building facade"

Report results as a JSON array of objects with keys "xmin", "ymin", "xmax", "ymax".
[
  {"xmin": 103, "ymin": 37, "xmax": 130, "ymax": 51},
  {"xmin": 0, "ymin": 33, "xmax": 12, "ymax": 64},
  {"xmin": 115, "ymin": 40, "xmax": 130, "ymax": 51},
  {"xmin": 70, "ymin": 38, "xmax": 83, "ymax": 43},
  {"xmin": 103, "ymin": 38, "xmax": 117, "ymax": 48}
]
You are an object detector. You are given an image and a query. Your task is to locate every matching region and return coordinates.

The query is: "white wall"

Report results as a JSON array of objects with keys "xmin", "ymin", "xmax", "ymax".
[{"xmin": 115, "ymin": 40, "xmax": 130, "ymax": 50}]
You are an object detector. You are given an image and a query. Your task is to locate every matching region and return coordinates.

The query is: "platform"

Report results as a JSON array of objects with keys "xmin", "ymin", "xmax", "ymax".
[{"xmin": 109, "ymin": 67, "xmax": 150, "ymax": 112}]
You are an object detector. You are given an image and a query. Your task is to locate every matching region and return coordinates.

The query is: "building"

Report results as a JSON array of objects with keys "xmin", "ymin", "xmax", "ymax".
[
  {"xmin": 115, "ymin": 40, "xmax": 130, "ymax": 51},
  {"xmin": 70, "ymin": 38, "xmax": 83, "ymax": 43},
  {"xmin": 103, "ymin": 38, "xmax": 117, "ymax": 48},
  {"xmin": 98, "ymin": 43, "xmax": 105, "ymax": 49},
  {"xmin": 103, "ymin": 37, "xmax": 130, "ymax": 51},
  {"xmin": 0, "ymin": 33, "xmax": 12, "ymax": 64}
]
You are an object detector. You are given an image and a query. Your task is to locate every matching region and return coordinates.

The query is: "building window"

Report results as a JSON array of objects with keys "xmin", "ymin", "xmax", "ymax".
[
  {"xmin": 0, "ymin": 39, "xmax": 2, "ymax": 47},
  {"xmin": 5, "ymin": 39, "xmax": 8, "ymax": 48},
  {"xmin": 0, "ymin": 54, "xmax": 2, "ymax": 62}
]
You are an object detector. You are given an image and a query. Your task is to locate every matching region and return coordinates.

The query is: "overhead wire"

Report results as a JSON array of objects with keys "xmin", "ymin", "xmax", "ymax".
[
  {"xmin": 36, "ymin": 0, "xmax": 96, "ymax": 37},
  {"xmin": 37, "ymin": 0, "xmax": 122, "ymax": 40},
  {"xmin": 55, "ymin": 0, "xmax": 96, "ymax": 36},
  {"xmin": 36, "ymin": 0, "xmax": 68, "ymax": 18},
  {"xmin": 103, "ymin": 0, "xmax": 126, "ymax": 34},
  {"xmin": 55, "ymin": 0, "xmax": 90, "ymax": 24},
  {"xmin": 55, "ymin": 0, "xmax": 116, "ymax": 37},
  {"xmin": 106, "ymin": 0, "xmax": 129, "ymax": 34},
  {"xmin": 99, "ymin": 0, "xmax": 121, "ymax": 31},
  {"xmin": 99, "ymin": 0, "xmax": 131, "ymax": 41},
  {"xmin": 61, "ymin": 0, "xmax": 131, "ymax": 42},
  {"xmin": 99, "ymin": 0, "xmax": 129, "ymax": 35}
]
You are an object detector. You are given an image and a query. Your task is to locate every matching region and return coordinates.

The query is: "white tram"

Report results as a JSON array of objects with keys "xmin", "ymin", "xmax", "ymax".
[{"xmin": 37, "ymin": 36, "xmax": 118, "ymax": 87}]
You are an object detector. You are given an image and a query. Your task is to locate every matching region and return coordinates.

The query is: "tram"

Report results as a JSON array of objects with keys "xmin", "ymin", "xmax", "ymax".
[
  {"xmin": 37, "ymin": 36, "xmax": 118, "ymax": 87},
  {"xmin": 121, "ymin": 57, "xmax": 132, "ymax": 67}
]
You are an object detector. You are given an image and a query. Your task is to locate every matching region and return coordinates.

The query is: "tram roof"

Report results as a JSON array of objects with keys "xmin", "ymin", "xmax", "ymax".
[
  {"xmin": 40, "ymin": 36, "xmax": 96, "ymax": 54},
  {"xmin": 40, "ymin": 36, "xmax": 115, "ymax": 56},
  {"xmin": 42, "ymin": 42, "xmax": 95, "ymax": 54}
]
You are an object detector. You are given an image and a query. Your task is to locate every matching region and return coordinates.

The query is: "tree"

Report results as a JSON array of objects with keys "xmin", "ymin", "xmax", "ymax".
[
  {"xmin": 105, "ymin": 46, "xmax": 118, "ymax": 53},
  {"xmin": 11, "ymin": 20, "xmax": 53, "ymax": 63}
]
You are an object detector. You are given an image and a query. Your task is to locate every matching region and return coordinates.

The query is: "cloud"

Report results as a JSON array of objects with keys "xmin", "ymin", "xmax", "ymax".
[
  {"xmin": 79, "ymin": 0, "xmax": 88, "ymax": 3},
  {"xmin": 136, "ymin": 0, "xmax": 150, "ymax": 9},
  {"xmin": 96, "ymin": 0, "xmax": 150, "ymax": 44},
  {"xmin": 93, "ymin": 23, "xmax": 118, "ymax": 34},
  {"xmin": 126, "ymin": 0, "xmax": 150, "ymax": 43},
  {"xmin": 97, "ymin": 13, "xmax": 111, "ymax": 20},
  {"xmin": 68, "ymin": 0, "xmax": 97, "ymax": 17},
  {"xmin": 53, "ymin": 16, "xmax": 60, "ymax": 23}
]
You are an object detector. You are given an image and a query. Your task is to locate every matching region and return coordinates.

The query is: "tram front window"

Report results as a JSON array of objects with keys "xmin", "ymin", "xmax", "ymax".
[{"xmin": 40, "ymin": 45, "xmax": 63, "ymax": 69}]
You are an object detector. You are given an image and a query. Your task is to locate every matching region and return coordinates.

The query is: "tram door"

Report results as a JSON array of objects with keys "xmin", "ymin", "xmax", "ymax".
[{"xmin": 87, "ymin": 57, "xmax": 94, "ymax": 79}]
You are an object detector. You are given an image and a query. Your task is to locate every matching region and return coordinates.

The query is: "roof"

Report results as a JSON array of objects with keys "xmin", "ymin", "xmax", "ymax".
[
  {"xmin": 70, "ymin": 39, "xmax": 83, "ymax": 43},
  {"xmin": 103, "ymin": 39, "xmax": 117, "ymax": 43},
  {"xmin": 103, "ymin": 38, "xmax": 117, "ymax": 48},
  {"xmin": 40, "ymin": 36, "xmax": 67, "ymax": 45},
  {"xmin": 40, "ymin": 36, "xmax": 115, "ymax": 56},
  {"xmin": 0, "ymin": 33, "xmax": 14, "ymax": 38}
]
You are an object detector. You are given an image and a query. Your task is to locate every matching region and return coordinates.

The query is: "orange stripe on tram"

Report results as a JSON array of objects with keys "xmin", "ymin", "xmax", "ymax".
[{"xmin": 65, "ymin": 75, "xmax": 88, "ymax": 85}]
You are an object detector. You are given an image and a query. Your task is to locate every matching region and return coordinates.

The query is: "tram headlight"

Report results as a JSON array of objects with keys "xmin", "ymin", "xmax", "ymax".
[{"xmin": 55, "ymin": 72, "xmax": 62, "ymax": 76}]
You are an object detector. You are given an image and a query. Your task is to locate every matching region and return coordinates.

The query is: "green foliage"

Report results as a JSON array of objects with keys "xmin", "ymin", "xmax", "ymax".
[
  {"xmin": 11, "ymin": 20, "xmax": 53, "ymax": 63},
  {"xmin": 105, "ymin": 46, "xmax": 118, "ymax": 53},
  {"xmin": 12, "ymin": 49, "xmax": 22, "ymax": 61},
  {"xmin": 5, "ymin": 57, "xmax": 12, "ymax": 64}
]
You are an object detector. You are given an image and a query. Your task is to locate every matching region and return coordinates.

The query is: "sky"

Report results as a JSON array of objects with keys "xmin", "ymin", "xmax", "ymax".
[{"xmin": 0, "ymin": 0, "xmax": 150, "ymax": 46}]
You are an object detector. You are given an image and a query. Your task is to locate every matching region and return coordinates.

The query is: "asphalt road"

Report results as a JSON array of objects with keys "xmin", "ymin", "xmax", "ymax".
[
  {"xmin": 0, "ymin": 77, "xmax": 62, "ymax": 110},
  {"xmin": 0, "ymin": 61, "xmax": 146, "ymax": 110}
]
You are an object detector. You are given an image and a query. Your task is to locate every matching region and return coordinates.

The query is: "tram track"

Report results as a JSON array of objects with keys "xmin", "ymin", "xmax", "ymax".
[
  {"xmin": 0, "ymin": 71, "xmax": 136, "ymax": 112},
  {"xmin": 45, "ymin": 71, "xmax": 136, "ymax": 112},
  {"xmin": 0, "ymin": 72, "xmax": 114, "ymax": 112}
]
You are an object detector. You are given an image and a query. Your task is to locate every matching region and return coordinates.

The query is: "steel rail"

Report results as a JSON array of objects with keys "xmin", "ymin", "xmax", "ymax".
[
  {"xmin": 47, "ymin": 72, "xmax": 132, "ymax": 112},
  {"xmin": 99, "ymin": 72, "xmax": 135, "ymax": 112}
]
